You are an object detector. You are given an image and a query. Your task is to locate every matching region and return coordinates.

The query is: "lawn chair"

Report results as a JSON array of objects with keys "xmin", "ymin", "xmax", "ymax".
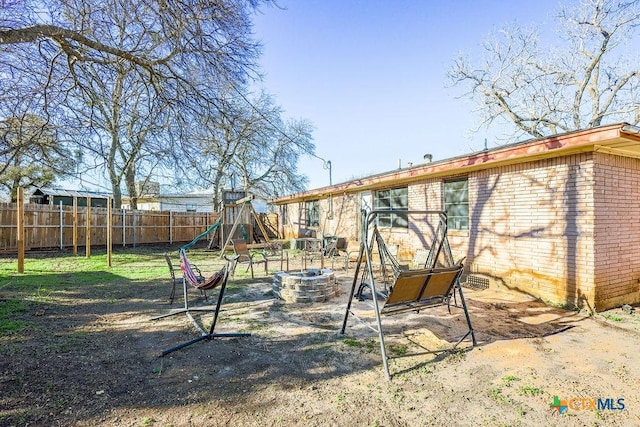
[
  {"xmin": 231, "ymin": 239, "xmax": 267, "ymax": 278},
  {"xmin": 164, "ymin": 252, "xmax": 207, "ymax": 304},
  {"xmin": 263, "ymin": 241, "xmax": 289, "ymax": 271},
  {"xmin": 323, "ymin": 236, "xmax": 349, "ymax": 270},
  {"xmin": 302, "ymin": 238, "xmax": 324, "ymax": 269},
  {"xmin": 342, "ymin": 262, "xmax": 476, "ymax": 380}
]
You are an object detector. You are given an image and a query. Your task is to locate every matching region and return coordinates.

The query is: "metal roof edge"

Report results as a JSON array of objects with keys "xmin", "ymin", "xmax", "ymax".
[{"xmin": 31, "ymin": 187, "xmax": 113, "ymax": 198}]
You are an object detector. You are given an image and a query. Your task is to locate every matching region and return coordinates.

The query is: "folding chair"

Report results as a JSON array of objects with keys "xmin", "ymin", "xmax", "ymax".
[
  {"xmin": 231, "ymin": 239, "xmax": 267, "ymax": 278},
  {"xmin": 342, "ymin": 263, "xmax": 476, "ymax": 379},
  {"xmin": 263, "ymin": 241, "xmax": 289, "ymax": 271}
]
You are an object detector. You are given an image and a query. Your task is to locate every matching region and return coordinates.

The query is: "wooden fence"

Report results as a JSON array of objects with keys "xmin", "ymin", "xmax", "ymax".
[{"xmin": 0, "ymin": 202, "xmax": 220, "ymax": 252}]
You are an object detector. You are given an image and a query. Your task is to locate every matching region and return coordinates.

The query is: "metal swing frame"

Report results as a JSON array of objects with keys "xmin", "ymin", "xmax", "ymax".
[{"xmin": 340, "ymin": 209, "xmax": 476, "ymax": 380}]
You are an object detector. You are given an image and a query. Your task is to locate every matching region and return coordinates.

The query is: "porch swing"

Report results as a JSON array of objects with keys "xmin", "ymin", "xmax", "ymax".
[{"xmin": 341, "ymin": 209, "xmax": 476, "ymax": 380}]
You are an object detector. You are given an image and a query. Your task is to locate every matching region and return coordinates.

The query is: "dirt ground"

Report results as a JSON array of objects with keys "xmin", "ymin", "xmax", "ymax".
[{"xmin": 2, "ymin": 252, "xmax": 640, "ymax": 427}]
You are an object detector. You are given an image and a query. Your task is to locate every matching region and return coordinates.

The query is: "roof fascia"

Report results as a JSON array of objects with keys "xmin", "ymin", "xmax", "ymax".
[{"xmin": 271, "ymin": 123, "xmax": 638, "ymax": 204}]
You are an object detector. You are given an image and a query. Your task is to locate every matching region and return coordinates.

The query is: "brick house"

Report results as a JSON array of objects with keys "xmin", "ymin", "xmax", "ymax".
[{"xmin": 269, "ymin": 123, "xmax": 640, "ymax": 311}]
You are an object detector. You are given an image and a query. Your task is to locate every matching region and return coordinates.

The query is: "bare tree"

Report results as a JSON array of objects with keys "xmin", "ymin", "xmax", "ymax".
[
  {"xmin": 448, "ymin": 0, "xmax": 640, "ymax": 139},
  {"xmin": 64, "ymin": 57, "xmax": 168, "ymax": 208},
  {"xmin": 0, "ymin": 114, "xmax": 75, "ymax": 201},
  {"xmin": 1, "ymin": 0, "xmax": 271, "ymax": 204},
  {"xmin": 1, "ymin": 0, "xmax": 266, "ymax": 87},
  {"xmin": 173, "ymin": 91, "xmax": 313, "ymax": 209}
]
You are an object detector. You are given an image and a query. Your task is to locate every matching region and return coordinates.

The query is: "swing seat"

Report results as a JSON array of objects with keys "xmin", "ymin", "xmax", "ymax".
[
  {"xmin": 349, "ymin": 262, "xmax": 476, "ymax": 380},
  {"xmin": 382, "ymin": 264, "xmax": 463, "ymax": 315}
]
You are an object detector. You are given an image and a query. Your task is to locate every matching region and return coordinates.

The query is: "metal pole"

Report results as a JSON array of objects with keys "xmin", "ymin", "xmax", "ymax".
[
  {"xmin": 122, "ymin": 208, "xmax": 126, "ymax": 247},
  {"xmin": 323, "ymin": 160, "xmax": 332, "ymax": 186}
]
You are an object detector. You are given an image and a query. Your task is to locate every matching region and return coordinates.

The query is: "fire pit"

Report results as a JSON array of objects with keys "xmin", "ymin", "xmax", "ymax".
[{"xmin": 273, "ymin": 268, "xmax": 338, "ymax": 303}]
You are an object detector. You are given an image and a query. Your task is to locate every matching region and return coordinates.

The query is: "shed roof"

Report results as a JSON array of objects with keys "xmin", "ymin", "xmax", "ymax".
[
  {"xmin": 31, "ymin": 188, "xmax": 112, "ymax": 199},
  {"xmin": 270, "ymin": 122, "xmax": 640, "ymax": 204}
]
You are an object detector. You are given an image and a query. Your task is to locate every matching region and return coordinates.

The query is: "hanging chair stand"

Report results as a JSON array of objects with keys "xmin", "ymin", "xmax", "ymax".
[{"xmin": 151, "ymin": 253, "xmax": 250, "ymax": 356}]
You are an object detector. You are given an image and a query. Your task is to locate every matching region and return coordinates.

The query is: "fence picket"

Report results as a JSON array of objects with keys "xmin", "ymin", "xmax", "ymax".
[{"xmin": 0, "ymin": 202, "xmax": 221, "ymax": 252}]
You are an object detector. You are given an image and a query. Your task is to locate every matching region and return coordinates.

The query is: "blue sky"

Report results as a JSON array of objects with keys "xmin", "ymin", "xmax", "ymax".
[{"xmin": 252, "ymin": 0, "xmax": 562, "ymax": 190}]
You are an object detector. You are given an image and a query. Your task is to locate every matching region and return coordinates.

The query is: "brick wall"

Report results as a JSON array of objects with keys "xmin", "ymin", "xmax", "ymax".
[
  {"xmin": 278, "ymin": 151, "xmax": 640, "ymax": 310},
  {"xmin": 279, "ymin": 194, "xmax": 361, "ymax": 243},
  {"xmin": 593, "ymin": 153, "xmax": 640, "ymax": 309},
  {"xmin": 456, "ymin": 154, "xmax": 597, "ymax": 309}
]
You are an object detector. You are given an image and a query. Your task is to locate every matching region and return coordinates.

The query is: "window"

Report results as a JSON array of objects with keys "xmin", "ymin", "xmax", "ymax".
[
  {"xmin": 186, "ymin": 204, "xmax": 196, "ymax": 212},
  {"xmin": 374, "ymin": 187, "xmax": 408, "ymax": 228},
  {"xmin": 305, "ymin": 200, "xmax": 320, "ymax": 227},
  {"xmin": 443, "ymin": 178, "xmax": 469, "ymax": 230}
]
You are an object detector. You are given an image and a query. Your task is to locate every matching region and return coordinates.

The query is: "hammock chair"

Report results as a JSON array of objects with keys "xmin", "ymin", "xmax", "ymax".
[
  {"xmin": 165, "ymin": 220, "xmax": 223, "ymax": 304},
  {"xmin": 179, "ymin": 248, "xmax": 225, "ymax": 290},
  {"xmin": 151, "ymin": 230, "xmax": 250, "ymax": 355},
  {"xmin": 341, "ymin": 209, "xmax": 476, "ymax": 380}
]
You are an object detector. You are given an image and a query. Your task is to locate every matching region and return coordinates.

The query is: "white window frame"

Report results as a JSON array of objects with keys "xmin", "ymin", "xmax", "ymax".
[
  {"xmin": 374, "ymin": 187, "xmax": 408, "ymax": 229},
  {"xmin": 443, "ymin": 178, "xmax": 469, "ymax": 230}
]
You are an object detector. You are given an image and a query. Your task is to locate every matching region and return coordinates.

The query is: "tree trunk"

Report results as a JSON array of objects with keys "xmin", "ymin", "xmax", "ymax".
[{"xmin": 124, "ymin": 164, "xmax": 138, "ymax": 210}]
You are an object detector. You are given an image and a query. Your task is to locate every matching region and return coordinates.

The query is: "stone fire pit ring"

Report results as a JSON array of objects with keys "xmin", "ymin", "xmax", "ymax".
[{"xmin": 273, "ymin": 268, "xmax": 338, "ymax": 303}]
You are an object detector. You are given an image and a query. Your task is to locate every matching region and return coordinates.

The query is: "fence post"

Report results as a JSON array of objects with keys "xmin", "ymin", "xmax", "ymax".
[
  {"xmin": 73, "ymin": 197, "xmax": 78, "ymax": 255},
  {"xmin": 17, "ymin": 187, "xmax": 24, "ymax": 273},
  {"xmin": 86, "ymin": 197, "xmax": 91, "ymax": 257},
  {"xmin": 59, "ymin": 200, "xmax": 63, "ymax": 250},
  {"xmin": 132, "ymin": 210, "xmax": 137, "ymax": 248},
  {"xmin": 169, "ymin": 210, "xmax": 173, "ymax": 245},
  {"xmin": 107, "ymin": 198, "xmax": 112, "ymax": 267},
  {"xmin": 122, "ymin": 208, "xmax": 126, "ymax": 247}
]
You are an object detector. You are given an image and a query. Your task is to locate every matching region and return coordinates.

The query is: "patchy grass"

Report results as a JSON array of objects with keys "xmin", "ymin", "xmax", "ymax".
[
  {"xmin": 544, "ymin": 299, "xmax": 576, "ymax": 310},
  {"xmin": 0, "ymin": 251, "xmax": 167, "ymax": 291},
  {"xmin": 601, "ymin": 313, "xmax": 623, "ymax": 322},
  {"xmin": 519, "ymin": 385, "xmax": 544, "ymax": 396},
  {"xmin": 0, "ymin": 299, "xmax": 29, "ymax": 336},
  {"xmin": 489, "ymin": 387, "xmax": 513, "ymax": 404},
  {"xmin": 389, "ymin": 343, "xmax": 408, "ymax": 356},
  {"xmin": 342, "ymin": 338, "xmax": 363, "ymax": 348},
  {"xmin": 502, "ymin": 374, "xmax": 520, "ymax": 387}
]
